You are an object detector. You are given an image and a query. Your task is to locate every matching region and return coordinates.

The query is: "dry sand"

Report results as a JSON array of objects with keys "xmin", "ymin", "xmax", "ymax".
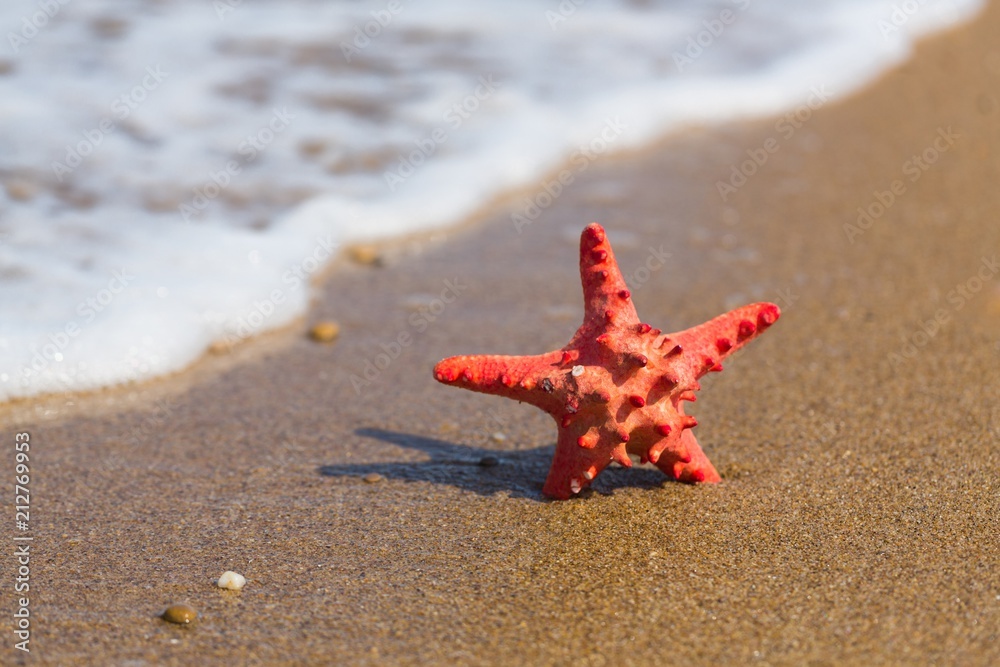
[{"xmin": 3, "ymin": 4, "xmax": 1000, "ymax": 666}]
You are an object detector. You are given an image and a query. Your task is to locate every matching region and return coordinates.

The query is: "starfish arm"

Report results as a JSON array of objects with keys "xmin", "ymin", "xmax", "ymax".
[
  {"xmin": 668, "ymin": 302, "xmax": 780, "ymax": 380},
  {"xmin": 433, "ymin": 350, "xmax": 569, "ymax": 412},
  {"xmin": 578, "ymin": 223, "xmax": 639, "ymax": 332},
  {"xmin": 651, "ymin": 429, "xmax": 721, "ymax": 484},
  {"xmin": 542, "ymin": 425, "xmax": 632, "ymax": 499}
]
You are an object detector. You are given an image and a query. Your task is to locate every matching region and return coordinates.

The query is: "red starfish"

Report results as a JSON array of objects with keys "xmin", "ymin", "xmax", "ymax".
[{"xmin": 434, "ymin": 223, "xmax": 780, "ymax": 499}]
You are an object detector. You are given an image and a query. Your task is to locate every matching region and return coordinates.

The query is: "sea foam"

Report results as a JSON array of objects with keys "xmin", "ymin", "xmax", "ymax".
[{"xmin": 0, "ymin": 0, "xmax": 984, "ymax": 401}]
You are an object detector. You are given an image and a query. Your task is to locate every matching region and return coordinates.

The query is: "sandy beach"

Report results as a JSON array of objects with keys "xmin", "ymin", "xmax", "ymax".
[{"xmin": 3, "ymin": 3, "xmax": 1000, "ymax": 665}]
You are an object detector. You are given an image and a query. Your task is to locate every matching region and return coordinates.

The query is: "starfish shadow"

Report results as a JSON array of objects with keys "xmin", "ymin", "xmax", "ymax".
[{"xmin": 318, "ymin": 428, "xmax": 672, "ymax": 500}]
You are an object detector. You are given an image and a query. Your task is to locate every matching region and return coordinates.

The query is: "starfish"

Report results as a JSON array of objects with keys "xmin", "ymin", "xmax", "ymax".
[{"xmin": 433, "ymin": 223, "xmax": 780, "ymax": 499}]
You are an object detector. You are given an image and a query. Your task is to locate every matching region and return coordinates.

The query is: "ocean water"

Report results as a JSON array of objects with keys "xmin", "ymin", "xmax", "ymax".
[{"xmin": 0, "ymin": 0, "xmax": 984, "ymax": 402}]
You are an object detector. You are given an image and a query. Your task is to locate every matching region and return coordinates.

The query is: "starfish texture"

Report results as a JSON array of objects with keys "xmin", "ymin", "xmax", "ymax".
[{"xmin": 434, "ymin": 223, "xmax": 780, "ymax": 499}]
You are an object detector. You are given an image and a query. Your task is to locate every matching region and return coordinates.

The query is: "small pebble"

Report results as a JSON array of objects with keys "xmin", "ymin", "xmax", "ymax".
[
  {"xmin": 90, "ymin": 16, "xmax": 129, "ymax": 39},
  {"xmin": 478, "ymin": 456, "xmax": 499, "ymax": 467},
  {"xmin": 208, "ymin": 340, "xmax": 231, "ymax": 354},
  {"xmin": 5, "ymin": 179, "xmax": 37, "ymax": 202},
  {"xmin": 298, "ymin": 138, "xmax": 326, "ymax": 158},
  {"xmin": 216, "ymin": 571, "xmax": 247, "ymax": 591},
  {"xmin": 363, "ymin": 473, "xmax": 384, "ymax": 484},
  {"xmin": 162, "ymin": 604, "xmax": 197, "ymax": 625},
  {"xmin": 348, "ymin": 244, "xmax": 382, "ymax": 266},
  {"xmin": 490, "ymin": 432, "xmax": 507, "ymax": 442},
  {"xmin": 309, "ymin": 321, "xmax": 341, "ymax": 343}
]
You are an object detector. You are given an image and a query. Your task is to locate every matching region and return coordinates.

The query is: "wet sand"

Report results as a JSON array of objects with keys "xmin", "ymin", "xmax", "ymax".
[{"xmin": 3, "ymin": 4, "xmax": 1000, "ymax": 666}]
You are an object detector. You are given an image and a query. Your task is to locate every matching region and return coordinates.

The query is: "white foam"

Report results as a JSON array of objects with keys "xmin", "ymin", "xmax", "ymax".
[{"xmin": 0, "ymin": 0, "xmax": 984, "ymax": 401}]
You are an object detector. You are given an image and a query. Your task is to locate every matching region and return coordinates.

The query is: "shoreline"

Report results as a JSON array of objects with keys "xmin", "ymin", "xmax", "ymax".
[
  {"xmin": 4, "ymin": 8, "xmax": 986, "ymax": 418},
  {"xmin": 0, "ymin": 111, "xmax": 704, "ymax": 426},
  {"xmin": 5, "ymin": 5, "xmax": 1000, "ymax": 666}
]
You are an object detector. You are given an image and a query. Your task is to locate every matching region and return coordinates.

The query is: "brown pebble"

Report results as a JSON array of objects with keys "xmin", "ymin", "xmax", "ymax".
[
  {"xmin": 142, "ymin": 193, "xmax": 183, "ymax": 213},
  {"xmin": 55, "ymin": 187, "xmax": 99, "ymax": 209},
  {"xmin": 5, "ymin": 180, "xmax": 37, "ymax": 202},
  {"xmin": 161, "ymin": 604, "xmax": 197, "ymax": 625},
  {"xmin": 208, "ymin": 340, "xmax": 232, "ymax": 355},
  {"xmin": 309, "ymin": 321, "xmax": 341, "ymax": 343},
  {"xmin": 91, "ymin": 16, "xmax": 129, "ymax": 39},
  {"xmin": 348, "ymin": 244, "xmax": 382, "ymax": 266},
  {"xmin": 478, "ymin": 456, "xmax": 499, "ymax": 467},
  {"xmin": 298, "ymin": 139, "xmax": 326, "ymax": 158},
  {"xmin": 363, "ymin": 473, "xmax": 384, "ymax": 484}
]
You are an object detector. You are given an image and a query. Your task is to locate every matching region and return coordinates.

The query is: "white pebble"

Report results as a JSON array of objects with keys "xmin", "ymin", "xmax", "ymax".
[
  {"xmin": 571, "ymin": 365, "xmax": 585, "ymax": 377},
  {"xmin": 216, "ymin": 571, "xmax": 247, "ymax": 591}
]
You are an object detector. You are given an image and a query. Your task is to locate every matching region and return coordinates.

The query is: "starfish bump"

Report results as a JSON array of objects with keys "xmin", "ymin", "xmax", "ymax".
[{"xmin": 434, "ymin": 223, "xmax": 780, "ymax": 499}]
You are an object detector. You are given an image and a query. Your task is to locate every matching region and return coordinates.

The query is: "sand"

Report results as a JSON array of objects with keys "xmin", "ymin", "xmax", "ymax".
[{"xmin": 3, "ymin": 4, "xmax": 1000, "ymax": 666}]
